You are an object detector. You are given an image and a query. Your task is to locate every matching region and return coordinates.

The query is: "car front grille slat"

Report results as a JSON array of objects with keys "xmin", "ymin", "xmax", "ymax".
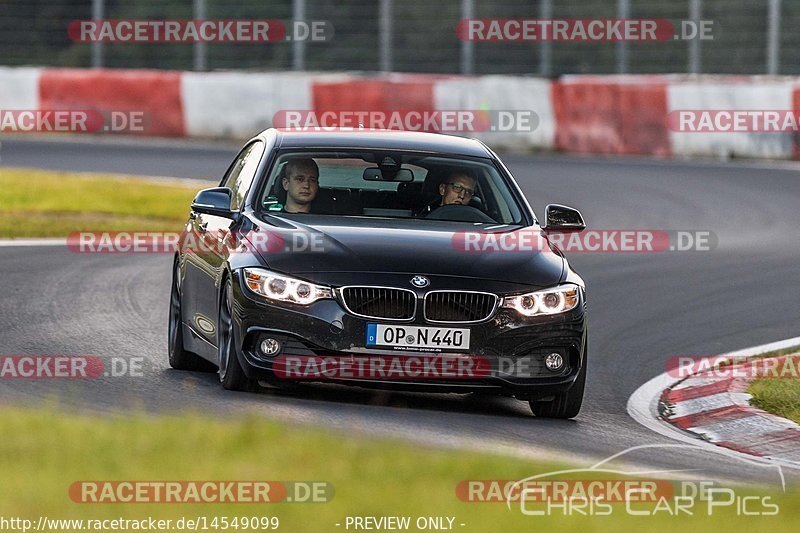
[
  {"xmin": 341, "ymin": 287, "xmax": 415, "ymax": 320},
  {"xmin": 424, "ymin": 291, "xmax": 498, "ymax": 323},
  {"xmin": 341, "ymin": 287, "xmax": 497, "ymax": 323}
]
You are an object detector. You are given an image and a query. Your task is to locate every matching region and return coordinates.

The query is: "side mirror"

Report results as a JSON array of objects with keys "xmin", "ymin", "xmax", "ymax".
[
  {"xmin": 543, "ymin": 204, "xmax": 585, "ymax": 231},
  {"xmin": 191, "ymin": 187, "xmax": 237, "ymax": 219}
]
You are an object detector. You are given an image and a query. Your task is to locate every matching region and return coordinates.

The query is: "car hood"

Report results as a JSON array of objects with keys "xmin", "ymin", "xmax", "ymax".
[{"xmin": 248, "ymin": 214, "xmax": 565, "ymax": 290}]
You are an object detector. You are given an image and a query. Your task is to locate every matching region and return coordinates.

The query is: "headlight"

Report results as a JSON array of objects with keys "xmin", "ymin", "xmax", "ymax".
[
  {"xmin": 243, "ymin": 268, "xmax": 333, "ymax": 305},
  {"xmin": 502, "ymin": 284, "xmax": 580, "ymax": 317}
]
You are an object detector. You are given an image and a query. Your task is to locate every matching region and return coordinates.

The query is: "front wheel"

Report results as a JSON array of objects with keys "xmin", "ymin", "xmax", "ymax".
[
  {"xmin": 218, "ymin": 278, "xmax": 258, "ymax": 392},
  {"xmin": 529, "ymin": 341, "xmax": 587, "ymax": 419}
]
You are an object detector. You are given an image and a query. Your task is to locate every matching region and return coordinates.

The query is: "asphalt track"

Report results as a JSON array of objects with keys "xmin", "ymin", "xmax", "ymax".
[{"xmin": 2, "ymin": 136, "xmax": 800, "ymax": 487}]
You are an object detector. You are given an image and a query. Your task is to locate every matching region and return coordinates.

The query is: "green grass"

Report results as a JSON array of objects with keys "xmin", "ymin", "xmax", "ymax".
[
  {"xmin": 0, "ymin": 167, "xmax": 201, "ymax": 238},
  {"xmin": 0, "ymin": 407, "xmax": 797, "ymax": 532},
  {"xmin": 748, "ymin": 354, "xmax": 800, "ymax": 424}
]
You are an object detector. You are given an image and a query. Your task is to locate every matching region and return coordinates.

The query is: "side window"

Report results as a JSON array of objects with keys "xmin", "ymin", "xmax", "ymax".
[{"xmin": 222, "ymin": 141, "xmax": 265, "ymax": 211}]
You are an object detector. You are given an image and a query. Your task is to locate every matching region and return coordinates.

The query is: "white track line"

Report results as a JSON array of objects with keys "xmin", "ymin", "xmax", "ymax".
[{"xmin": 0, "ymin": 238, "xmax": 67, "ymax": 247}]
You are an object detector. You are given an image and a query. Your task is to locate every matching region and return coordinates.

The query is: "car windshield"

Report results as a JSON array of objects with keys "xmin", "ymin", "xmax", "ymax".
[{"xmin": 258, "ymin": 150, "xmax": 526, "ymax": 225}]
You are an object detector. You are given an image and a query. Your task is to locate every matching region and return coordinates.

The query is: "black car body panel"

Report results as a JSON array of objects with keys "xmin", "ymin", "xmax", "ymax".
[
  {"xmin": 248, "ymin": 214, "xmax": 566, "ymax": 287},
  {"xmin": 275, "ymin": 129, "xmax": 493, "ymax": 157},
  {"xmin": 229, "ymin": 268, "xmax": 586, "ymax": 400}
]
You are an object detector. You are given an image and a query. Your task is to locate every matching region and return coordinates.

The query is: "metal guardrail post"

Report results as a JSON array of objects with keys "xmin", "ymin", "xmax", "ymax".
[
  {"xmin": 91, "ymin": 0, "xmax": 104, "ymax": 68},
  {"xmin": 539, "ymin": 0, "xmax": 552, "ymax": 77},
  {"xmin": 293, "ymin": 0, "xmax": 306, "ymax": 71},
  {"xmin": 688, "ymin": 0, "xmax": 702, "ymax": 74},
  {"xmin": 460, "ymin": 0, "xmax": 474, "ymax": 75},
  {"xmin": 616, "ymin": 0, "xmax": 630, "ymax": 74},
  {"xmin": 379, "ymin": 0, "xmax": 392, "ymax": 72},
  {"xmin": 193, "ymin": 0, "xmax": 207, "ymax": 71},
  {"xmin": 767, "ymin": 0, "xmax": 781, "ymax": 75}
]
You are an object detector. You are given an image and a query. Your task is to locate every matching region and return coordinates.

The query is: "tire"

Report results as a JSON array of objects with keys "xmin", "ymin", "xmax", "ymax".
[
  {"xmin": 218, "ymin": 277, "xmax": 258, "ymax": 392},
  {"xmin": 529, "ymin": 341, "xmax": 587, "ymax": 419},
  {"xmin": 168, "ymin": 261, "xmax": 216, "ymax": 372}
]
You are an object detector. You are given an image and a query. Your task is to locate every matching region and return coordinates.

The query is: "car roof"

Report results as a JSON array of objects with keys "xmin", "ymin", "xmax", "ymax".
[{"xmin": 265, "ymin": 128, "xmax": 493, "ymax": 158}]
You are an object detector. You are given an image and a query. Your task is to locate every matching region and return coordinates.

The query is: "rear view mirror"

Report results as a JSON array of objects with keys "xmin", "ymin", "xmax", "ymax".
[
  {"xmin": 544, "ymin": 204, "xmax": 585, "ymax": 231},
  {"xmin": 362, "ymin": 167, "xmax": 414, "ymax": 182}
]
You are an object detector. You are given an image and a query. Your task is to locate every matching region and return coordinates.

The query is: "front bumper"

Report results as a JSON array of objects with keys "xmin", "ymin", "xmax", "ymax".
[{"xmin": 230, "ymin": 272, "xmax": 587, "ymax": 401}]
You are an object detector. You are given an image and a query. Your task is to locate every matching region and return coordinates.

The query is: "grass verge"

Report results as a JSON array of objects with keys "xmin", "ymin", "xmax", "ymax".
[
  {"xmin": 0, "ymin": 167, "xmax": 201, "ymax": 238},
  {"xmin": 0, "ymin": 407, "xmax": 797, "ymax": 532},
  {"xmin": 748, "ymin": 354, "xmax": 800, "ymax": 424}
]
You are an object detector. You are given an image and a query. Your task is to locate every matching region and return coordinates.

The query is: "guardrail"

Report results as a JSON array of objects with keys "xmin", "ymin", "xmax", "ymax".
[{"xmin": 2, "ymin": 66, "xmax": 799, "ymax": 160}]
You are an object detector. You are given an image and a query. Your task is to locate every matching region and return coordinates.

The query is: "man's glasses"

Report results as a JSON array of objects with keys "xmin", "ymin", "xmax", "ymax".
[{"xmin": 447, "ymin": 182, "xmax": 475, "ymax": 197}]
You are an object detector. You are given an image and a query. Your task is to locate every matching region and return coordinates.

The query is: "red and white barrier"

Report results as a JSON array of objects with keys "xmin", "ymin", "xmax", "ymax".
[
  {"xmin": 554, "ymin": 75, "xmax": 671, "ymax": 156},
  {"xmin": 39, "ymin": 68, "xmax": 185, "ymax": 137},
  {"xmin": 433, "ymin": 75, "xmax": 555, "ymax": 150},
  {"xmin": 667, "ymin": 78, "xmax": 797, "ymax": 160},
  {"xmin": 312, "ymin": 74, "xmax": 440, "ymax": 116},
  {"xmin": 181, "ymin": 72, "xmax": 352, "ymax": 138},
  {"xmin": 4, "ymin": 66, "xmax": 800, "ymax": 160},
  {"xmin": 0, "ymin": 67, "xmax": 42, "ymax": 110}
]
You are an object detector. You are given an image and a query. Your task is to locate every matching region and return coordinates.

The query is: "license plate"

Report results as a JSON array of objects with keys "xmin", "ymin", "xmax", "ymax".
[{"xmin": 366, "ymin": 324, "xmax": 470, "ymax": 350}]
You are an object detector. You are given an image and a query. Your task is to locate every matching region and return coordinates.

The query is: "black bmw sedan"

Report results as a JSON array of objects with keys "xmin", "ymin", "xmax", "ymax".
[{"xmin": 169, "ymin": 128, "xmax": 588, "ymax": 418}]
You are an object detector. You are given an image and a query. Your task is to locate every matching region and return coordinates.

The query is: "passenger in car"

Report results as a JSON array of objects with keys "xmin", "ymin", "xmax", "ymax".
[{"xmin": 281, "ymin": 158, "xmax": 320, "ymax": 213}]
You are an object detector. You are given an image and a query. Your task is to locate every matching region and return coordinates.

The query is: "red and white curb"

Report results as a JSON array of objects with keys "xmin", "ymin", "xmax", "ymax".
[
  {"xmin": 662, "ymin": 355, "xmax": 800, "ymax": 461},
  {"xmin": 628, "ymin": 336, "xmax": 800, "ymax": 470}
]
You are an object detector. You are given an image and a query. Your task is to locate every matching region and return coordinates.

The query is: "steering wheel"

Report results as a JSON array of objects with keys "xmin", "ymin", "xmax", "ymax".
[{"xmin": 424, "ymin": 204, "xmax": 496, "ymax": 223}]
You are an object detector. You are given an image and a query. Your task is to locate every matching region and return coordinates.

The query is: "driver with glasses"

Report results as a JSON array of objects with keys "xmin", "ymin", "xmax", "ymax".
[
  {"xmin": 438, "ymin": 170, "xmax": 477, "ymax": 206},
  {"xmin": 417, "ymin": 168, "xmax": 481, "ymax": 218}
]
